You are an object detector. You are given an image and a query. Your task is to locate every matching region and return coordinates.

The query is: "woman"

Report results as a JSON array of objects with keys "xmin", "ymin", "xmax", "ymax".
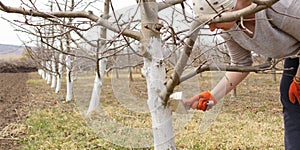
[{"xmin": 185, "ymin": 0, "xmax": 300, "ymax": 149}]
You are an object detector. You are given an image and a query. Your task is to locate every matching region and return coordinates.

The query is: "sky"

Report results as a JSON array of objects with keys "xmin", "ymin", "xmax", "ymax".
[
  {"xmin": 0, "ymin": 0, "xmax": 193, "ymax": 46},
  {"xmin": 0, "ymin": 0, "xmax": 139, "ymax": 46}
]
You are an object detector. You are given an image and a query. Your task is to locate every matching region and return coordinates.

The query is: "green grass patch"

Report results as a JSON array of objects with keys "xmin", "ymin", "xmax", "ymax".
[
  {"xmin": 26, "ymin": 79, "xmax": 44, "ymax": 85},
  {"xmin": 19, "ymin": 108, "xmax": 126, "ymax": 149}
]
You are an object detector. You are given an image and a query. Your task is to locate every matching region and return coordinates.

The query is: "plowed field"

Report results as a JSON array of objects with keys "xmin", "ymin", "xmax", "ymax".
[{"xmin": 0, "ymin": 73, "xmax": 30, "ymax": 149}]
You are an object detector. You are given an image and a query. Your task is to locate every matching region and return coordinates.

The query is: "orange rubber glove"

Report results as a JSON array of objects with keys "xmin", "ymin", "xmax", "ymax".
[
  {"xmin": 289, "ymin": 77, "xmax": 300, "ymax": 104},
  {"xmin": 184, "ymin": 91, "xmax": 217, "ymax": 111}
]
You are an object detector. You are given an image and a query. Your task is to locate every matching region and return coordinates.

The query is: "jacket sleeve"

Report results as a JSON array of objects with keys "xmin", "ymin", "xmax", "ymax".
[{"xmin": 223, "ymin": 33, "xmax": 253, "ymax": 66}]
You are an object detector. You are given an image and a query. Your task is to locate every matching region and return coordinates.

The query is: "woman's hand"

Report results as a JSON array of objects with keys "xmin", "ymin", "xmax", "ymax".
[
  {"xmin": 184, "ymin": 91, "xmax": 217, "ymax": 111},
  {"xmin": 289, "ymin": 76, "xmax": 300, "ymax": 104},
  {"xmin": 289, "ymin": 64, "xmax": 300, "ymax": 104}
]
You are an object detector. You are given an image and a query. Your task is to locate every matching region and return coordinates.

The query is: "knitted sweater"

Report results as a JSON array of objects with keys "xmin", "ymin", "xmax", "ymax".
[{"xmin": 223, "ymin": 0, "xmax": 300, "ymax": 66}]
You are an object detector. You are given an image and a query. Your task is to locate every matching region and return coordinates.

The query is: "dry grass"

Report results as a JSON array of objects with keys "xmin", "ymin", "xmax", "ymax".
[
  {"xmin": 16, "ymin": 71, "xmax": 284, "ymax": 149},
  {"xmin": 0, "ymin": 54, "xmax": 22, "ymax": 61},
  {"xmin": 0, "ymin": 123, "xmax": 29, "ymax": 141}
]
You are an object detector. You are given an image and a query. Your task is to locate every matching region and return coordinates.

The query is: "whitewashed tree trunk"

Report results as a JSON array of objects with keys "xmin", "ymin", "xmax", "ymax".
[
  {"xmin": 44, "ymin": 61, "xmax": 48, "ymax": 81},
  {"xmin": 86, "ymin": 0, "xmax": 109, "ymax": 115},
  {"xmin": 38, "ymin": 69, "xmax": 43, "ymax": 77},
  {"xmin": 38, "ymin": 61, "xmax": 45, "ymax": 79},
  {"xmin": 55, "ymin": 53, "xmax": 64, "ymax": 93},
  {"xmin": 140, "ymin": 1, "xmax": 175, "ymax": 149},
  {"xmin": 65, "ymin": 55, "xmax": 73, "ymax": 101},
  {"xmin": 144, "ymin": 38, "xmax": 175, "ymax": 149},
  {"xmin": 46, "ymin": 60, "xmax": 51, "ymax": 84},
  {"xmin": 51, "ymin": 55, "xmax": 57, "ymax": 88},
  {"xmin": 41, "ymin": 66, "xmax": 46, "ymax": 79},
  {"xmin": 86, "ymin": 58, "xmax": 107, "ymax": 115}
]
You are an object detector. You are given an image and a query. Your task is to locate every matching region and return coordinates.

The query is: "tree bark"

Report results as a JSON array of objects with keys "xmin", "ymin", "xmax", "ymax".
[
  {"xmin": 86, "ymin": 0, "xmax": 109, "ymax": 115},
  {"xmin": 46, "ymin": 60, "xmax": 51, "ymax": 84},
  {"xmin": 51, "ymin": 55, "xmax": 57, "ymax": 88},
  {"xmin": 65, "ymin": 55, "xmax": 73, "ymax": 101},
  {"xmin": 55, "ymin": 53, "xmax": 64, "ymax": 93},
  {"xmin": 141, "ymin": 1, "xmax": 175, "ymax": 149}
]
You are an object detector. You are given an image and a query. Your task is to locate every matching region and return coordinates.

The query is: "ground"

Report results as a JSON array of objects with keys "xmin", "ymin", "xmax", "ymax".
[
  {"xmin": 0, "ymin": 57, "xmax": 35, "ymax": 149},
  {"xmin": 0, "ymin": 59, "xmax": 285, "ymax": 149},
  {"xmin": 0, "ymin": 60, "xmax": 69, "ymax": 150},
  {"xmin": 0, "ymin": 73, "xmax": 32, "ymax": 149}
]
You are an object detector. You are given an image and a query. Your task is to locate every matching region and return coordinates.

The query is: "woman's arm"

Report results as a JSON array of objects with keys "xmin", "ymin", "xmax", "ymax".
[
  {"xmin": 184, "ymin": 71, "xmax": 249, "ymax": 110},
  {"xmin": 211, "ymin": 71, "xmax": 249, "ymax": 100}
]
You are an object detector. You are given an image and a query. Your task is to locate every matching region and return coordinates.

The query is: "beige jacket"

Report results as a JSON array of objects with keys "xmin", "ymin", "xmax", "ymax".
[{"xmin": 223, "ymin": 0, "xmax": 300, "ymax": 66}]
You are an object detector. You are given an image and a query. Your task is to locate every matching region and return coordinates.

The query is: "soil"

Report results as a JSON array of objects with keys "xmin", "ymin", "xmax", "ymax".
[
  {"xmin": 0, "ymin": 73, "xmax": 29, "ymax": 149},
  {"xmin": 0, "ymin": 60, "xmax": 37, "ymax": 73},
  {"xmin": 0, "ymin": 61, "xmax": 60, "ymax": 150}
]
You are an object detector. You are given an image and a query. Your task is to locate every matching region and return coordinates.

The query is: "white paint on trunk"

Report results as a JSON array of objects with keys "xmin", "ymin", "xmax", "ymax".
[
  {"xmin": 86, "ymin": 58, "xmax": 107, "ymax": 115},
  {"xmin": 55, "ymin": 74, "xmax": 62, "ymax": 93},
  {"xmin": 66, "ymin": 80, "xmax": 73, "ymax": 101},
  {"xmin": 41, "ymin": 61, "xmax": 46, "ymax": 79},
  {"xmin": 65, "ymin": 55, "xmax": 73, "ymax": 101},
  {"xmin": 55, "ymin": 53, "xmax": 64, "ymax": 93},
  {"xmin": 46, "ymin": 61, "xmax": 51, "ymax": 84},
  {"xmin": 51, "ymin": 55, "xmax": 56, "ymax": 88},
  {"xmin": 86, "ymin": 74, "xmax": 101, "ymax": 114},
  {"xmin": 143, "ymin": 38, "xmax": 175, "ymax": 149},
  {"xmin": 38, "ymin": 69, "xmax": 44, "ymax": 79},
  {"xmin": 41, "ymin": 70, "xmax": 45, "ymax": 79}
]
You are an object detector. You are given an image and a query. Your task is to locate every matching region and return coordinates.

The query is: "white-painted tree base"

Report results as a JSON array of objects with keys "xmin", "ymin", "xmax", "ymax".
[
  {"xmin": 55, "ymin": 54, "xmax": 64, "ymax": 93},
  {"xmin": 86, "ymin": 58, "xmax": 107, "ymax": 115},
  {"xmin": 65, "ymin": 55, "xmax": 73, "ymax": 101},
  {"xmin": 144, "ymin": 38, "xmax": 175, "ymax": 149},
  {"xmin": 86, "ymin": 75, "xmax": 102, "ymax": 115}
]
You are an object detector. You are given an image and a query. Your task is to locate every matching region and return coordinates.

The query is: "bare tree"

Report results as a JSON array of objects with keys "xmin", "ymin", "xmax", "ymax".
[{"xmin": 86, "ymin": 0, "xmax": 110, "ymax": 115}]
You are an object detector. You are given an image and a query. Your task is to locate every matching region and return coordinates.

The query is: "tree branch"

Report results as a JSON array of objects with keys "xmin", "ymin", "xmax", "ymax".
[
  {"xmin": 195, "ymin": 0, "xmax": 279, "ymax": 24},
  {"xmin": 0, "ymin": 1, "xmax": 141, "ymax": 41},
  {"xmin": 180, "ymin": 60, "xmax": 274, "ymax": 83},
  {"xmin": 0, "ymin": 2, "xmax": 98, "ymax": 20},
  {"xmin": 161, "ymin": 20, "xmax": 201, "ymax": 106},
  {"xmin": 158, "ymin": 0, "xmax": 185, "ymax": 11}
]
